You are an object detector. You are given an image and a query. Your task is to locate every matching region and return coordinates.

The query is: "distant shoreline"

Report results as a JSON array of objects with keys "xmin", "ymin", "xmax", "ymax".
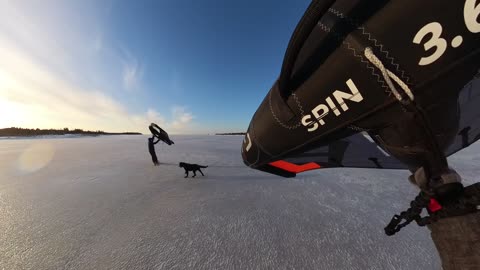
[
  {"xmin": 0, "ymin": 127, "xmax": 141, "ymax": 137},
  {"xmin": 215, "ymin": 132, "xmax": 246, "ymax": 136}
]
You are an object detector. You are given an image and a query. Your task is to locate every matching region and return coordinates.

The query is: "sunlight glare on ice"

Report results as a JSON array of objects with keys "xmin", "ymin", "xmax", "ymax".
[{"xmin": 17, "ymin": 142, "xmax": 55, "ymax": 173}]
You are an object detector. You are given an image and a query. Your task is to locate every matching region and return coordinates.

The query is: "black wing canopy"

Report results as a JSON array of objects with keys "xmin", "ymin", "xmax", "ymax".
[
  {"xmin": 242, "ymin": 0, "xmax": 480, "ymax": 177},
  {"xmin": 149, "ymin": 123, "xmax": 174, "ymax": 145}
]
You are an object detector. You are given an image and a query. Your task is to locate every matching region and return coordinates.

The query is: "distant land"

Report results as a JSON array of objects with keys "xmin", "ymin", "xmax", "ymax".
[
  {"xmin": 215, "ymin": 132, "xmax": 246, "ymax": 135},
  {"xmin": 0, "ymin": 127, "xmax": 141, "ymax": 137}
]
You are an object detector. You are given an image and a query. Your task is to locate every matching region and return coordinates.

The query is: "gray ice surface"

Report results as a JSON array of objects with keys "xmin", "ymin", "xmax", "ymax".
[{"xmin": 1, "ymin": 135, "xmax": 478, "ymax": 269}]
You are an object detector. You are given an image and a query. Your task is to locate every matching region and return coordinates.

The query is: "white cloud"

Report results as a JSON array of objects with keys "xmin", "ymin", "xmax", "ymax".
[
  {"xmin": 120, "ymin": 47, "xmax": 144, "ymax": 91},
  {"xmin": 0, "ymin": 33, "xmax": 195, "ymax": 134},
  {"xmin": 140, "ymin": 107, "xmax": 196, "ymax": 134},
  {"xmin": 122, "ymin": 58, "xmax": 143, "ymax": 91},
  {"xmin": 171, "ymin": 106, "xmax": 195, "ymax": 130},
  {"xmin": 0, "ymin": 1, "xmax": 198, "ymax": 134}
]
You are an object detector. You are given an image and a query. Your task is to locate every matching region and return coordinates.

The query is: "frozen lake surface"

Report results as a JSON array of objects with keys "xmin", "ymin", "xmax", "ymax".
[{"xmin": 1, "ymin": 135, "xmax": 479, "ymax": 269}]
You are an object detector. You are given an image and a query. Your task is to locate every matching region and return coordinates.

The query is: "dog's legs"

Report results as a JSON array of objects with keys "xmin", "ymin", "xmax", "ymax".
[
  {"xmin": 192, "ymin": 171, "xmax": 196, "ymax": 178},
  {"xmin": 199, "ymin": 169, "xmax": 204, "ymax": 176},
  {"xmin": 184, "ymin": 169, "xmax": 188, "ymax": 178}
]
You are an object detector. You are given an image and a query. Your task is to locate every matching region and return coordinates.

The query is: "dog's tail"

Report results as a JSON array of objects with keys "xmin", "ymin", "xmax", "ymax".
[{"xmin": 200, "ymin": 165, "xmax": 208, "ymax": 168}]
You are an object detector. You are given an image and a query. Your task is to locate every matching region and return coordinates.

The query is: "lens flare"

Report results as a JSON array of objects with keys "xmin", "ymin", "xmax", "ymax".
[{"xmin": 17, "ymin": 142, "xmax": 55, "ymax": 173}]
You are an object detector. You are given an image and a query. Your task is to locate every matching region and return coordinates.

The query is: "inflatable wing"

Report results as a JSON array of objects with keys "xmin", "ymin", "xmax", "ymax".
[
  {"xmin": 149, "ymin": 123, "xmax": 174, "ymax": 145},
  {"xmin": 242, "ymin": 0, "xmax": 480, "ymax": 177}
]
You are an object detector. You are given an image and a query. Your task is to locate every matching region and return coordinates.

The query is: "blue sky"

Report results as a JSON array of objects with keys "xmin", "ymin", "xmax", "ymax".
[{"xmin": 0, "ymin": 0, "xmax": 310, "ymax": 134}]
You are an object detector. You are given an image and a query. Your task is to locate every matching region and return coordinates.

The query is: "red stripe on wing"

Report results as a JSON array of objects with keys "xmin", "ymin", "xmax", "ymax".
[{"xmin": 269, "ymin": 160, "xmax": 321, "ymax": 173}]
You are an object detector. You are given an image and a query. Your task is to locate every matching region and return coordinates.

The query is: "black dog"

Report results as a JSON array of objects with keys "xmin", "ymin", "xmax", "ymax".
[{"xmin": 179, "ymin": 162, "xmax": 208, "ymax": 178}]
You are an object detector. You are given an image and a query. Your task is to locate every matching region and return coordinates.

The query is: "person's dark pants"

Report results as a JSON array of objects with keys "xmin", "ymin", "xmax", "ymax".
[{"xmin": 150, "ymin": 151, "xmax": 159, "ymax": 165}]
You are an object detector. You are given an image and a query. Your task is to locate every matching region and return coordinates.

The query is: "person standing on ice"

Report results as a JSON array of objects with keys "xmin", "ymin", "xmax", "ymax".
[{"xmin": 148, "ymin": 136, "xmax": 160, "ymax": 166}]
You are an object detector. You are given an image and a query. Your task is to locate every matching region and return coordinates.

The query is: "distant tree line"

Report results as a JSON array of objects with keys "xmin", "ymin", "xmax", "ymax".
[
  {"xmin": 215, "ymin": 132, "xmax": 246, "ymax": 135},
  {"xmin": 0, "ymin": 127, "xmax": 141, "ymax": 137}
]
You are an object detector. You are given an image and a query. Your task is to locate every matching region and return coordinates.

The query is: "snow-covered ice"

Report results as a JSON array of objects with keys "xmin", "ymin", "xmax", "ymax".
[{"xmin": 1, "ymin": 135, "xmax": 478, "ymax": 269}]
